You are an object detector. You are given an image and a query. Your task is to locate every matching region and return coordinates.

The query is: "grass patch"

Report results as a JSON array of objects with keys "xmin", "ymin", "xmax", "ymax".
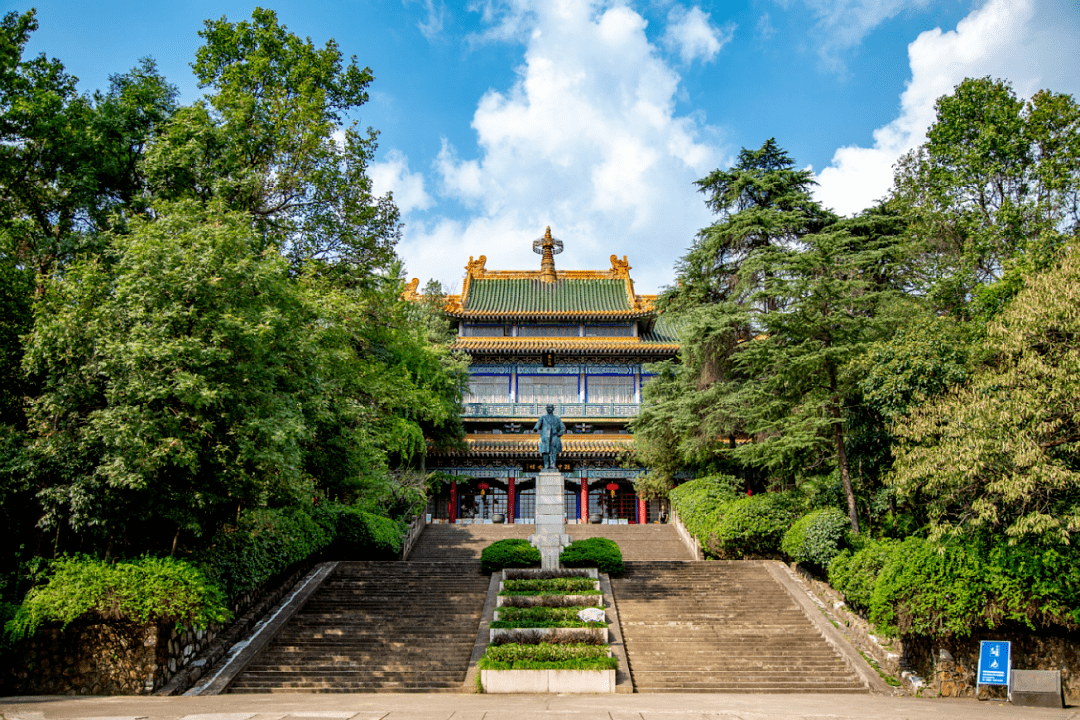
[
  {"xmin": 498, "ymin": 595, "xmax": 602, "ymax": 609},
  {"xmin": 479, "ymin": 642, "xmax": 616, "ymax": 670},
  {"xmin": 502, "ymin": 577, "xmax": 597, "ymax": 593},
  {"xmin": 490, "ymin": 619, "xmax": 605, "ymax": 629}
]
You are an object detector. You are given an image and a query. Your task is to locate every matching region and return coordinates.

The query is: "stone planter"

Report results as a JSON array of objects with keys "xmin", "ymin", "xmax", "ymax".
[
  {"xmin": 481, "ymin": 668, "xmax": 615, "ymax": 693},
  {"xmin": 492, "ymin": 513, "xmax": 505, "ymax": 524},
  {"xmin": 499, "ymin": 580, "xmax": 600, "ymax": 592},
  {"xmin": 490, "ymin": 626, "xmax": 607, "ymax": 643},
  {"xmin": 589, "ymin": 515, "xmax": 602, "ymax": 524},
  {"xmin": 496, "ymin": 594, "xmax": 601, "ymax": 607}
]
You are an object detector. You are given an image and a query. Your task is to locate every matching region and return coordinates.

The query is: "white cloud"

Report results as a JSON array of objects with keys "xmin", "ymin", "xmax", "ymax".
[
  {"xmin": 370, "ymin": 149, "xmax": 433, "ymax": 214},
  {"xmin": 814, "ymin": 0, "xmax": 1080, "ymax": 216},
  {"xmin": 782, "ymin": 0, "xmax": 931, "ymax": 70},
  {"xmin": 663, "ymin": 6, "xmax": 734, "ymax": 64},
  {"xmin": 756, "ymin": 12, "xmax": 777, "ymax": 42},
  {"xmin": 408, "ymin": 0, "xmax": 449, "ymax": 41},
  {"xmin": 398, "ymin": 0, "xmax": 725, "ymax": 293}
]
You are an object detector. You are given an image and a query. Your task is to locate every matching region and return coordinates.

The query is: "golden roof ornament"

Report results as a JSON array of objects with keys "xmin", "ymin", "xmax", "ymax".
[{"xmin": 532, "ymin": 226, "xmax": 563, "ymax": 283}]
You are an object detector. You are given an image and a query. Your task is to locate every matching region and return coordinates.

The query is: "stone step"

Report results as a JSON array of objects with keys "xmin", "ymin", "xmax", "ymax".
[{"xmin": 612, "ymin": 560, "xmax": 866, "ymax": 695}]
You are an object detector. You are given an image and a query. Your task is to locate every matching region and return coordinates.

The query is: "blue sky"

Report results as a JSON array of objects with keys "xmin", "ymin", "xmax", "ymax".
[{"xmin": 10, "ymin": 0, "xmax": 1080, "ymax": 292}]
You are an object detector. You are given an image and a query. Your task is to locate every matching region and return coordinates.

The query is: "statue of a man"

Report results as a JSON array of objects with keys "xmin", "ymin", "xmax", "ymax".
[{"xmin": 533, "ymin": 404, "xmax": 566, "ymax": 470}]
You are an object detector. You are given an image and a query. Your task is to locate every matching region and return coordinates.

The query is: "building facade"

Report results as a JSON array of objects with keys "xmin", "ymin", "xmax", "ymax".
[{"xmin": 410, "ymin": 229, "xmax": 680, "ymax": 525}]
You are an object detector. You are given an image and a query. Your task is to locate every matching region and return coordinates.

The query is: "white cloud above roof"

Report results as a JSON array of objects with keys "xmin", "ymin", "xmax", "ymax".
[
  {"xmin": 397, "ymin": 0, "xmax": 726, "ymax": 294},
  {"xmin": 663, "ymin": 6, "xmax": 735, "ymax": 65},
  {"xmin": 814, "ymin": 0, "xmax": 1080, "ymax": 216}
]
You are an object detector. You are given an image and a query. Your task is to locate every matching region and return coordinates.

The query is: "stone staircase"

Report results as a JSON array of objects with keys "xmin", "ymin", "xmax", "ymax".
[
  {"xmin": 406, "ymin": 523, "xmax": 532, "ymax": 561},
  {"xmin": 226, "ymin": 561, "xmax": 489, "ymax": 693},
  {"xmin": 612, "ymin": 561, "xmax": 867, "ymax": 693},
  {"xmin": 568, "ymin": 524, "xmax": 694, "ymax": 561}
]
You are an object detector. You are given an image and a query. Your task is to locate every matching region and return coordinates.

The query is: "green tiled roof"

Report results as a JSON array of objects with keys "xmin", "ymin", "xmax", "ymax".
[
  {"xmin": 460, "ymin": 278, "xmax": 640, "ymax": 316},
  {"xmin": 641, "ymin": 314, "xmax": 683, "ymax": 344}
]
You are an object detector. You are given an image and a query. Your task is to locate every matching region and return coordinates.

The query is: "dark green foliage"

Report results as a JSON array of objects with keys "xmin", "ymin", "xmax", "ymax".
[
  {"xmin": 320, "ymin": 503, "xmax": 402, "ymax": 560},
  {"xmin": 559, "ymin": 537, "xmax": 624, "ymax": 576},
  {"xmin": 197, "ymin": 507, "xmax": 332, "ymax": 601},
  {"xmin": 478, "ymin": 642, "xmax": 616, "ymax": 670},
  {"xmin": 829, "ymin": 538, "xmax": 1080, "ymax": 639},
  {"xmin": 480, "ymin": 539, "xmax": 541, "ymax": 574},
  {"xmin": 667, "ymin": 474, "xmax": 742, "ymax": 540},
  {"xmin": 498, "ymin": 594, "xmax": 601, "ymax": 608},
  {"xmin": 828, "ymin": 539, "xmax": 898, "ymax": 613},
  {"xmin": 496, "ymin": 606, "xmax": 603, "ymax": 622},
  {"xmin": 781, "ymin": 507, "xmax": 850, "ymax": 570},
  {"xmin": 5, "ymin": 555, "xmax": 230, "ymax": 640},
  {"xmin": 705, "ymin": 492, "xmax": 800, "ymax": 559},
  {"xmin": 502, "ymin": 577, "xmax": 597, "ymax": 593}
]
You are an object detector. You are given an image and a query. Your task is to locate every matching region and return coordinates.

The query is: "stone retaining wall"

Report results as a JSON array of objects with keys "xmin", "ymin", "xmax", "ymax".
[
  {"xmin": 2, "ymin": 558, "xmax": 315, "ymax": 696},
  {"xmin": 906, "ymin": 631, "xmax": 1079, "ymax": 703}
]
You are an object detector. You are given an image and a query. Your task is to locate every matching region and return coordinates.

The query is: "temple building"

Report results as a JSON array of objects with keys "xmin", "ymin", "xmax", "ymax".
[{"xmin": 408, "ymin": 228, "xmax": 681, "ymax": 525}]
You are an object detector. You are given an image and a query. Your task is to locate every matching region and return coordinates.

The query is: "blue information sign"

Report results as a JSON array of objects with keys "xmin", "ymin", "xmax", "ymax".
[{"xmin": 977, "ymin": 640, "xmax": 1011, "ymax": 687}]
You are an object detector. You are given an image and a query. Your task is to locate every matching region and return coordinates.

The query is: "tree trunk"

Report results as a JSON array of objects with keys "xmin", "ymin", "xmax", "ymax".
[{"xmin": 828, "ymin": 364, "xmax": 860, "ymax": 534}]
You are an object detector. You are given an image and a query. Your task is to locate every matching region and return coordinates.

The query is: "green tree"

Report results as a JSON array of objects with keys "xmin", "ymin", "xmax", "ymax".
[
  {"xmin": 143, "ymin": 7, "xmax": 398, "ymax": 276},
  {"xmin": 893, "ymin": 77, "xmax": 1080, "ymax": 318},
  {"xmin": 888, "ymin": 244, "xmax": 1080, "ymax": 543}
]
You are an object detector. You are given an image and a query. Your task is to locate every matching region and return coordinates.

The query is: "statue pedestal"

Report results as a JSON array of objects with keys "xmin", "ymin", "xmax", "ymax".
[{"xmin": 530, "ymin": 469, "xmax": 568, "ymax": 569}]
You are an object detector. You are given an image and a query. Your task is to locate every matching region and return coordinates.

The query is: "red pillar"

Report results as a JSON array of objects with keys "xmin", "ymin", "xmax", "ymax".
[
  {"xmin": 580, "ymin": 479, "xmax": 589, "ymax": 524},
  {"xmin": 508, "ymin": 477, "xmax": 516, "ymax": 524},
  {"xmin": 449, "ymin": 480, "xmax": 458, "ymax": 524},
  {"xmin": 637, "ymin": 494, "xmax": 647, "ymax": 525}
]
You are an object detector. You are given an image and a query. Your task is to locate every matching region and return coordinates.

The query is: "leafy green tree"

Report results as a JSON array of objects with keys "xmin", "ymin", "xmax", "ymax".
[
  {"xmin": 888, "ymin": 244, "xmax": 1080, "ymax": 543},
  {"xmin": 666, "ymin": 138, "xmax": 831, "ymax": 311},
  {"xmin": 893, "ymin": 77, "xmax": 1080, "ymax": 318},
  {"xmin": 0, "ymin": 10, "xmax": 177, "ymax": 286},
  {"xmin": 23, "ymin": 201, "xmax": 317, "ymax": 553},
  {"xmin": 143, "ymin": 7, "xmax": 398, "ymax": 276}
]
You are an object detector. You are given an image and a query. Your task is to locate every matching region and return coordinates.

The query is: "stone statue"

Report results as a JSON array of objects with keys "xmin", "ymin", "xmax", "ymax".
[{"xmin": 533, "ymin": 404, "xmax": 566, "ymax": 470}]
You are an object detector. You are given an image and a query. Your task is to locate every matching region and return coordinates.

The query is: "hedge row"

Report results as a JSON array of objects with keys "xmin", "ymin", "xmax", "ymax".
[
  {"xmin": 5, "ymin": 502, "xmax": 403, "ymax": 640},
  {"xmin": 829, "ymin": 536, "xmax": 1080, "ymax": 638}
]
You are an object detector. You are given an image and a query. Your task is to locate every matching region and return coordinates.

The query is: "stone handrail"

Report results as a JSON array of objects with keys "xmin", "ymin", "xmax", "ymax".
[
  {"xmin": 669, "ymin": 507, "xmax": 704, "ymax": 561},
  {"xmin": 461, "ymin": 402, "xmax": 640, "ymax": 419},
  {"xmin": 400, "ymin": 515, "xmax": 427, "ymax": 561}
]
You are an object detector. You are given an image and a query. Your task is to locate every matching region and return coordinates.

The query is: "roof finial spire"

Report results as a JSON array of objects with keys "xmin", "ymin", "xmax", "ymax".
[{"xmin": 532, "ymin": 226, "xmax": 564, "ymax": 283}]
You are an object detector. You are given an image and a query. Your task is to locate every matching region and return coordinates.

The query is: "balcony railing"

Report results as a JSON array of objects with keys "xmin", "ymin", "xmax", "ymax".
[{"xmin": 462, "ymin": 402, "xmax": 640, "ymax": 419}]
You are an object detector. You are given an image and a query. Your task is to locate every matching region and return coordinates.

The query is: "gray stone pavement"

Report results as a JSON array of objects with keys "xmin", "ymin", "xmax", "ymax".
[{"xmin": 0, "ymin": 693, "xmax": 1073, "ymax": 720}]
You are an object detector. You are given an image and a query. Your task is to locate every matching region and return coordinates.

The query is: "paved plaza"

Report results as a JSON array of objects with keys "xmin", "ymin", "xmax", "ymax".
[{"xmin": 0, "ymin": 692, "xmax": 1073, "ymax": 720}]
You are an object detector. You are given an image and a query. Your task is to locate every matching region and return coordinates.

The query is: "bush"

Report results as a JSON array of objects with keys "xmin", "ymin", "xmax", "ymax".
[
  {"xmin": 198, "ymin": 507, "xmax": 333, "ymax": 600},
  {"xmin": 481, "ymin": 539, "xmax": 541, "ymax": 574},
  {"xmin": 320, "ymin": 503, "xmax": 402, "ymax": 560},
  {"xmin": 781, "ymin": 507, "xmax": 850, "ymax": 569},
  {"xmin": 5, "ymin": 555, "xmax": 230, "ymax": 640},
  {"xmin": 502, "ymin": 577, "xmax": 596, "ymax": 593},
  {"xmin": 479, "ymin": 642, "xmax": 617, "ymax": 670},
  {"xmin": 867, "ymin": 537, "xmax": 1080, "ymax": 639},
  {"xmin": 828, "ymin": 539, "xmax": 898, "ymax": 612},
  {"xmin": 559, "ymin": 537, "xmax": 623, "ymax": 576},
  {"xmin": 668, "ymin": 474, "xmax": 741, "ymax": 543},
  {"xmin": 706, "ymin": 492, "xmax": 799, "ymax": 559}
]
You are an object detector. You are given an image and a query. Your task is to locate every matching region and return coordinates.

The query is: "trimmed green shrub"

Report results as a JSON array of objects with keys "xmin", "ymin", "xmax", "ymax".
[
  {"xmin": 481, "ymin": 539, "xmax": 541, "ymax": 574},
  {"xmin": 320, "ymin": 503, "xmax": 402, "ymax": 560},
  {"xmin": 867, "ymin": 537, "xmax": 1080, "ymax": 639},
  {"xmin": 479, "ymin": 642, "xmax": 617, "ymax": 670},
  {"xmin": 668, "ymin": 474, "xmax": 741, "ymax": 543},
  {"xmin": 828, "ymin": 539, "xmax": 898, "ymax": 612},
  {"xmin": 781, "ymin": 507, "xmax": 850, "ymax": 569},
  {"xmin": 198, "ymin": 507, "xmax": 333, "ymax": 600},
  {"xmin": 559, "ymin": 537, "xmax": 623, "ymax": 576},
  {"xmin": 706, "ymin": 492, "xmax": 799, "ymax": 559},
  {"xmin": 495, "ymin": 606, "xmax": 603, "ymax": 623},
  {"xmin": 5, "ymin": 555, "xmax": 230, "ymax": 640},
  {"xmin": 502, "ymin": 577, "xmax": 596, "ymax": 593}
]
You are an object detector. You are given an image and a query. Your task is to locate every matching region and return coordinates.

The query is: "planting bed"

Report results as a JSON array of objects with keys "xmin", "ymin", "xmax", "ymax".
[{"xmin": 479, "ymin": 568, "xmax": 615, "ymax": 694}]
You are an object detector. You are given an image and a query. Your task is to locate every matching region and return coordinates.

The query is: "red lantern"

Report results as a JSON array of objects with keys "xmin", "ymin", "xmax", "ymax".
[
  {"xmin": 606, "ymin": 482, "xmax": 619, "ymax": 498},
  {"xmin": 478, "ymin": 481, "xmax": 489, "ymax": 496}
]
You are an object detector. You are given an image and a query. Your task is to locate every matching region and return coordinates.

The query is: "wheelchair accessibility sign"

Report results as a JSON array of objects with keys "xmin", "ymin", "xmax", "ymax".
[{"xmin": 977, "ymin": 640, "xmax": 1011, "ymax": 688}]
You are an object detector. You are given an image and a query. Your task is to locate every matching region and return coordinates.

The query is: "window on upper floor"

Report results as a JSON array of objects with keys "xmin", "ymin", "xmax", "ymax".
[
  {"xmin": 584, "ymin": 324, "xmax": 633, "ymax": 337},
  {"xmin": 517, "ymin": 374, "xmax": 579, "ymax": 403},
  {"xmin": 517, "ymin": 324, "xmax": 579, "ymax": 337},
  {"xmin": 465, "ymin": 375, "xmax": 510, "ymax": 403},
  {"xmin": 464, "ymin": 324, "xmax": 511, "ymax": 337},
  {"xmin": 586, "ymin": 375, "xmax": 635, "ymax": 403}
]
